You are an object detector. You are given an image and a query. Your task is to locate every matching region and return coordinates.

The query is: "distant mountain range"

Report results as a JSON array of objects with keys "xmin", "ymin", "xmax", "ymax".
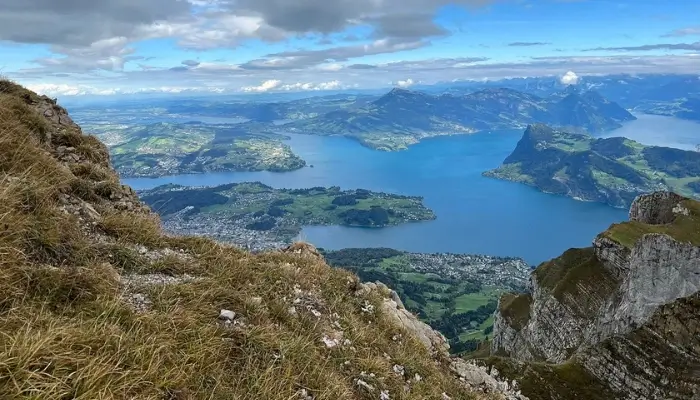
[
  {"xmin": 283, "ymin": 87, "xmax": 635, "ymax": 151},
  {"xmin": 484, "ymin": 124, "xmax": 700, "ymax": 208},
  {"xmin": 431, "ymin": 74, "xmax": 700, "ymax": 122}
]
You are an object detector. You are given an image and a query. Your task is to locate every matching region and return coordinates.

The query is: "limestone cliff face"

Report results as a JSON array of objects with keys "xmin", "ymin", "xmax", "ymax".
[{"xmin": 490, "ymin": 191, "xmax": 700, "ymax": 399}]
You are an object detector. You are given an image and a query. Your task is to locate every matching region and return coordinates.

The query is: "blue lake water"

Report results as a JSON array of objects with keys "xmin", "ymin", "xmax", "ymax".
[
  {"xmin": 124, "ymin": 130, "xmax": 623, "ymax": 265},
  {"xmin": 597, "ymin": 113, "xmax": 700, "ymax": 151},
  {"xmin": 123, "ymin": 114, "xmax": 700, "ymax": 265}
]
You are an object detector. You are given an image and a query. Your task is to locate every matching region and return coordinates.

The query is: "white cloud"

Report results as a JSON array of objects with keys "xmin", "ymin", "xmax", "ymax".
[
  {"xmin": 560, "ymin": 70, "xmax": 579, "ymax": 85},
  {"xmin": 241, "ymin": 80, "xmax": 345, "ymax": 92},
  {"xmin": 315, "ymin": 80, "xmax": 343, "ymax": 90},
  {"xmin": 280, "ymin": 80, "xmax": 343, "ymax": 91},
  {"xmin": 26, "ymin": 83, "xmax": 226, "ymax": 96},
  {"xmin": 240, "ymin": 79, "xmax": 282, "ymax": 92},
  {"xmin": 15, "ymin": 53, "xmax": 700, "ymax": 97},
  {"xmin": 26, "ymin": 83, "xmax": 119, "ymax": 96},
  {"xmin": 661, "ymin": 26, "xmax": 700, "ymax": 37},
  {"xmin": 315, "ymin": 63, "xmax": 344, "ymax": 72},
  {"xmin": 395, "ymin": 78, "xmax": 415, "ymax": 88}
]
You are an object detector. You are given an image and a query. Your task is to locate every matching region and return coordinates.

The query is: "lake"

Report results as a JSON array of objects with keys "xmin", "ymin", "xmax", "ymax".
[
  {"xmin": 597, "ymin": 113, "xmax": 700, "ymax": 150},
  {"xmin": 124, "ymin": 114, "xmax": 700, "ymax": 265}
]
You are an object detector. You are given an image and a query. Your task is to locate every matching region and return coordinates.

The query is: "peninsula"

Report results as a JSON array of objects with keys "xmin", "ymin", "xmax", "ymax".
[
  {"xmin": 484, "ymin": 124, "xmax": 700, "ymax": 208},
  {"xmin": 85, "ymin": 121, "xmax": 306, "ymax": 177},
  {"xmin": 139, "ymin": 182, "xmax": 436, "ymax": 250}
]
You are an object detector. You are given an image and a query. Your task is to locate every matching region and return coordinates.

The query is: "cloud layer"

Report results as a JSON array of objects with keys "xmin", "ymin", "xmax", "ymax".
[{"xmin": 3, "ymin": 0, "xmax": 700, "ymax": 96}]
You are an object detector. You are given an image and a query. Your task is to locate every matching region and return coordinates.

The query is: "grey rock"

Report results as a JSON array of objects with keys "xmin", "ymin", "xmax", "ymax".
[
  {"xmin": 218, "ymin": 309, "xmax": 236, "ymax": 321},
  {"xmin": 628, "ymin": 191, "xmax": 687, "ymax": 224},
  {"xmin": 450, "ymin": 359, "xmax": 528, "ymax": 399},
  {"xmin": 380, "ymin": 297, "xmax": 449, "ymax": 355}
]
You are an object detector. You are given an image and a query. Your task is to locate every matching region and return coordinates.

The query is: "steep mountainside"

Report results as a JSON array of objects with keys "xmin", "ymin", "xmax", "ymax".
[
  {"xmin": 484, "ymin": 124, "xmax": 700, "ymax": 208},
  {"xmin": 0, "ymin": 81, "xmax": 524, "ymax": 399},
  {"xmin": 287, "ymin": 88, "xmax": 635, "ymax": 151},
  {"xmin": 483, "ymin": 192, "xmax": 700, "ymax": 399}
]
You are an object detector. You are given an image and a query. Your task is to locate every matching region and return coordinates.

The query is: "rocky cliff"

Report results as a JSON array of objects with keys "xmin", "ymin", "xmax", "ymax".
[
  {"xmin": 0, "ymin": 80, "xmax": 528, "ymax": 399},
  {"xmin": 489, "ymin": 191, "xmax": 700, "ymax": 399}
]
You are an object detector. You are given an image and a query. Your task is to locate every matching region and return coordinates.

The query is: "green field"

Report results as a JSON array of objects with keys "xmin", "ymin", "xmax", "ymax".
[{"xmin": 320, "ymin": 248, "xmax": 531, "ymax": 354}]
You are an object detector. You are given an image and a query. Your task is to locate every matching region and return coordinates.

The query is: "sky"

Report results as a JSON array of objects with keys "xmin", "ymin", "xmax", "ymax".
[{"xmin": 1, "ymin": 0, "xmax": 699, "ymax": 96}]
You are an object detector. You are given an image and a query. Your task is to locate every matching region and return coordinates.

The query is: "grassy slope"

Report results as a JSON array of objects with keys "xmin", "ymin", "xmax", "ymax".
[
  {"xmin": 603, "ymin": 198, "xmax": 700, "ymax": 247},
  {"xmin": 0, "ymin": 81, "xmax": 481, "ymax": 399}
]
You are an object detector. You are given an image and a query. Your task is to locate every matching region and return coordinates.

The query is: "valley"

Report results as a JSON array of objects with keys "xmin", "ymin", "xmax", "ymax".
[
  {"xmin": 84, "ymin": 79, "xmax": 698, "ymax": 358},
  {"xmin": 320, "ymin": 248, "xmax": 531, "ymax": 353}
]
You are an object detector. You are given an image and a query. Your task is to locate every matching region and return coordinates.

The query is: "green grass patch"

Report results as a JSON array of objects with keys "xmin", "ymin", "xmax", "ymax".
[
  {"xmin": 498, "ymin": 293, "xmax": 532, "ymax": 331},
  {"xmin": 478, "ymin": 357, "xmax": 618, "ymax": 400},
  {"xmin": 533, "ymin": 247, "xmax": 619, "ymax": 318},
  {"xmin": 604, "ymin": 199, "xmax": 700, "ymax": 247}
]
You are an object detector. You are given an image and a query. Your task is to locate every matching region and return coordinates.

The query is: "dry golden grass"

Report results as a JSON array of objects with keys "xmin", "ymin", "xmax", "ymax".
[{"xmin": 0, "ymin": 80, "xmax": 481, "ymax": 399}]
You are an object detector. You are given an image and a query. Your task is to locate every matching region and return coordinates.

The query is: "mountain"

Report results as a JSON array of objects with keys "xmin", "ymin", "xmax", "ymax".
[
  {"xmin": 554, "ymin": 90, "xmax": 637, "ymax": 132},
  {"xmin": 484, "ymin": 124, "xmax": 700, "ymax": 208},
  {"xmin": 162, "ymin": 93, "xmax": 377, "ymax": 120},
  {"xmin": 431, "ymin": 74, "xmax": 700, "ymax": 113},
  {"xmin": 479, "ymin": 192, "xmax": 700, "ymax": 400},
  {"xmin": 287, "ymin": 87, "xmax": 636, "ymax": 151},
  {"xmin": 0, "ymin": 79, "xmax": 523, "ymax": 399}
]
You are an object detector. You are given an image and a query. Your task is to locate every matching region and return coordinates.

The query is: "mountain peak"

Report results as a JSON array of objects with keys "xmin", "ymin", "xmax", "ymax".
[
  {"xmin": 373, "ymin": 87, "xmax": 432, "ymax": 107},
  {"xmin": 388, "ymin": 87, "xmax": 414, "ymax": 95}
]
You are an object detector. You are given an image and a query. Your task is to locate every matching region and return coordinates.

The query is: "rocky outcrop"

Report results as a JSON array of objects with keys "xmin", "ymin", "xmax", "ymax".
[
  {"xmin": 489, "ymin": 192, "xmax": 700, "ymax": 399},
  {"xmin": 628, "ymin": 191, "xmax": 688, "ymax": 224},
  {"xmin": 356, "ymin": 280, "xmax": 530, "ymax": 399},
  {"xmin": 580, "ymin": 292, "xmax": 700, "ymax": 399},
  {"xmin": 357, "ymin": 280, "xmax": 449, "ymax": 355}
]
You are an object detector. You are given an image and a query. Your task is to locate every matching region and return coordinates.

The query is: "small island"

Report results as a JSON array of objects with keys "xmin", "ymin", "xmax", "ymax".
[
  {"xmin": 139, "ymin": 182, "xmax": 436, "ymax": 249},
  {"xmin": 484, "ymin": 124, "xmax": 700, "ymax": 208},
  {"xmin": 85, "ymin": 122, "xmax": 306, "ymax": 177},
  {"xmin": 320, "ymin": 247, "xmax": 531, "ymax": 353}
]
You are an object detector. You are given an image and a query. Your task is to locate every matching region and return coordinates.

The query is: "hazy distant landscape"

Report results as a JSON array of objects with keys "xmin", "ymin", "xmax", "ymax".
[{"xmin": 67, "ymin": 74, "xmax": 700, "ymax": 265}]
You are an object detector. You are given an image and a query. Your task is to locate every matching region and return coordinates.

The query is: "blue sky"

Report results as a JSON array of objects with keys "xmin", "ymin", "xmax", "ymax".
[{"xmin": 1, "ymin": 0, "xmax": 698, "ymax": 96}]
